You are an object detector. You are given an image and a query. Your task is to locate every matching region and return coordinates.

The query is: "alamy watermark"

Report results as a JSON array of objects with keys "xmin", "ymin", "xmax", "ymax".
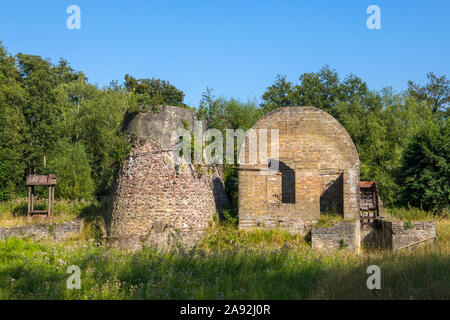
[
  {"xmin": 170, "ymin": 121, "xmax": 280, "ymax": 171},
  {"xmin": 64, "ymin": 5, "xmax": 380, "ymax": 31},
  {"xmin": 366, "ymin": 265, "xmax": 381, "ymax": 290},
  {"xmin": 366, "ymin": 5, "xmax": 381, "ymax": 30},
  {"xmin": 66, "ymin": 5, "xmax": 81, "ymax": 30},
  {"xmin": 66, "ymin": 265, "xmax": 81, "ymax": 289}
]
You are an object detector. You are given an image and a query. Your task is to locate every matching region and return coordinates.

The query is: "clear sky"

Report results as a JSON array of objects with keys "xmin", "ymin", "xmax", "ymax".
[{"xmin": 1, "ymin": 0, "xmax": 449, "ymax": 107}]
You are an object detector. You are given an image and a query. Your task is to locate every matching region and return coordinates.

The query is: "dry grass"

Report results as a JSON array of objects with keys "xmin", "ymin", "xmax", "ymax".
[{"xmin": 0, "ymin": 198, "xmax": 94, "ymax": 227}]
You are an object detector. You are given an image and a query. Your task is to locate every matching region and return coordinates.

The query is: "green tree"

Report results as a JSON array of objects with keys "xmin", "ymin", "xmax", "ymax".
[
  {"xmin": 16, "ymin": 53, "xmax": 85, "ymax": 174},
  {"xmin": 261, "ymin": 75, "xmax": 294, "ymax": 113},
  {"xmin": 408, "ymin": 72, "xmax": 449, "ymax": 119},
  {"xmin": 58, "ymin": 81, "xmax": 130, "ymax": 196},
  {"xmin": 261, "ymin": 65, "xmax": 370, "ymax": 118},
  {"xmin": 338, "ymin": 90, "xmax": 433, "ymax": 204},
  {"xmin": 398, "ymin": 120, "xmax": 449, "ymax": 212},
  {"xmin": 291, "ymin": 65, "xmax": 342, "ymax": 115},
  {"xmin": 0, "ymin": 42, "xmax": 27, "ymax": 199},
  {"xmin": 124, "ymin": 74, "xmax": 188, "ymax": 112},
  {"xmin": 198, "ymin": 88, "xmax": 261, "ymax": 132},
  {"xmin": 46, "ymin": 140, "xmax": 95, "ymax": 200}
]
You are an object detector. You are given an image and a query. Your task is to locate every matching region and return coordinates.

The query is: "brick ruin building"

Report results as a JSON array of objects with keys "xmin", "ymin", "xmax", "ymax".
[
  {"xmin": 237, "ymin": 106, "xmax": 435, "ymax": 252},
  {"xmin": 238, "ymin": 106, "xmax": 360, "ymax": 233},
  {"xmin": 108, "ymin": 105, "xmax": 435, "ymax": 252},
  {"xmin": 109, "ymin": 106, "xmax": 228, "ymax": 250}
]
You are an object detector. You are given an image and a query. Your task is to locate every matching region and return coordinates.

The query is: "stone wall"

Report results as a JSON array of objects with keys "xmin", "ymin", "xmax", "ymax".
[
  {"xmin": 311, "ymin": 221, "xmax": 361, "ymax": 252},
  {"xmin": 0, "ymin": 220, "xmax": 83, "ymax": 241},
  {"xmin": 360, "ymin": 227, "xmax": 379, "ymax": 249},
  {"xmin": 378, "ymin": 219, "xmax": 436, "ymax": 250},
  {"xmin": 110, "ymin": 106, "xmax": 229, "ymax": 250},
  {"xmin": 124, "ymin": 105, "xmax": 197, "ymax": 149},
  {"xmin": 239, "ymin": 107, "xmax": 360, "ymax": 234},
  {"xmin": 310, "ymin": 218, "xmax": 436, "ymax": 253}
]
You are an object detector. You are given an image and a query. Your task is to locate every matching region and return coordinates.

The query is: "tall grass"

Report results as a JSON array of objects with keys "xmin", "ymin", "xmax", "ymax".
[
  {"xmin": 311, "ymin": 242, "xmax": 449, "ymax": 299},
  {"xmin": 314, "ymin": 212, "xmax": 345, "ymax": 228},
  {"xmin": 0, "ymin": 237, "xmax": 354, "ymax": 299},
  {"xmin": 385, "ymin": 207, "xmax": 448, "ymax": 221},
  {"xmin": 0, "ymin": 219, "xmax": 448, "ymax": 300},
  {"xmin": 0, "ymin": 198, "xmax": 97, "ymax": 226}
]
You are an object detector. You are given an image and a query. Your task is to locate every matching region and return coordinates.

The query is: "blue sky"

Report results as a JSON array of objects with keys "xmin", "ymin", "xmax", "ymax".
[{"xmin": 1, "ymin": 0, "xmax": 449, "ymax": 107}]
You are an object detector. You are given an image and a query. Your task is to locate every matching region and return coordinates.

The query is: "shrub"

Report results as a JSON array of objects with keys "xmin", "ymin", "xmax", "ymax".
[
  {"xmin": 46, "ymin": 140, "xmax": 94, "ymax": 200},
  {"xmin": 398, "ymin": 120, "xmax": 449, "ymax": 212}
]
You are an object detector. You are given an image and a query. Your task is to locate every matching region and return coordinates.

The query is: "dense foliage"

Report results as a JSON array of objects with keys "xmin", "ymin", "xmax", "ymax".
[
  {"xmin": 0, "ymin": 41, "xmax": 448, "ymax": 213},
  {"xmin": 399, "ymin": 120, "xmax": 449, "ymax": 211},
  {"xmin": 0, "ymin": 41, "xmax": 188, "ymax": 200},
  {"xmin": 46, "ymin": 140, "xmax": 94, "ymax": 200},
  {"xmin": 124, "ymin": 74, "xmax": 190, "ymax": 113}
]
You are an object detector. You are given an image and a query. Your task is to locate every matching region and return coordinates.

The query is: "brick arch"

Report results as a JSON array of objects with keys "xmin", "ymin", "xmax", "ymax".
[{"xmin": 238, "ymin": 106, "xmax": 360, "ymax": 234}]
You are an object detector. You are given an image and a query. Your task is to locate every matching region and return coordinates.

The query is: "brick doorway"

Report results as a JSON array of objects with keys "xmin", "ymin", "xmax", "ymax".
[{"xmin": 319, "ymin": 172, "xmax": 344, "ymax": 215}]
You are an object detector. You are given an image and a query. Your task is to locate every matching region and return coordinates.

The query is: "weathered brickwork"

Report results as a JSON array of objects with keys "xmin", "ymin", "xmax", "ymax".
[
  {"xmin": 238, "ymin": 107, "xmax": 360, "ymax": 234},
  {"xmin": 110, "ymin": 106, "xmax": 228, "ymax": 250},
  {"xmin": 311, "ymin": 221, "xmax": 361, "ymax": 252},
  {"xmin": 0, "ymin": 220, "xmax": 83, "ymax": 241}
]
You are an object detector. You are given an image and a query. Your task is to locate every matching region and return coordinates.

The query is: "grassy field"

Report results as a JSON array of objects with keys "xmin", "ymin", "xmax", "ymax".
[
  {"xmin": 0, "ymin": 198, "xmax": 94, "ymax": 226},
  {"xmin": 0, "ymin": 208, "xmax": 448, "ymax": 300}
]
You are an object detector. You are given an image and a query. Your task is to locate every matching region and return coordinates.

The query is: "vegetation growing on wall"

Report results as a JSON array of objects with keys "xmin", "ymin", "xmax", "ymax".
[{"xmin": 124, "ymin": 74, "xmax": 191, "ymax": 113}]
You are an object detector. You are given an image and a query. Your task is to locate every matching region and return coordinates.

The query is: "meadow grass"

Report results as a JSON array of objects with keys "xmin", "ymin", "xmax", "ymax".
[
  {"xmin": 314, "ymin": 212, "xmax": 346, "ymax": 228},
  {"xmin": 312, "ymin": 230, "xmax": 449, "ymax": 299},
  {"xmin": 385, "ymin": 207, "xmax": 448, "ymax": 222},
  {"xmin": 0, "ymin": 218, "xmax": 448, "ymax": 300},
  {"xmin": 0, "ymin": 198, "xmax": 98, "ymax": 227}
]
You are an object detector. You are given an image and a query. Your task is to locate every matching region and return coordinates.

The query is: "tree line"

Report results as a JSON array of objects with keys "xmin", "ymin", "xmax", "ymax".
[{"xmin": 0, "ymin": 41, "xmax": 448, "ymax": 213}]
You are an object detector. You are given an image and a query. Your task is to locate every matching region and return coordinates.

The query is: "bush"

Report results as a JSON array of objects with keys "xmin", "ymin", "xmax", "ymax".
[
  {"xmin": 386, "ymin": 207, "xmax": 440, "ymax": 221},
  {"xmin": 46, "ymin": 140, "xmax": 95, "ymax": 200},
  {"xmin": 398, "ymin": 120, "xmax": 450, "ymax": 212}
]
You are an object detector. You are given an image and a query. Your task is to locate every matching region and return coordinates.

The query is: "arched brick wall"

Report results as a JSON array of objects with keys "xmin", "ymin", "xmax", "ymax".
[{"xmin": 238, "ymin": 106, "xmax": 360, "ymax": 234}]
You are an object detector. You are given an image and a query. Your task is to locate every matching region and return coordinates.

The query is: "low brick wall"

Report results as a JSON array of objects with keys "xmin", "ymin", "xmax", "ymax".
[
  {"xmin": 0, "ymin": 220, "xmax": 83, "ymax": 241},
  {"xmin": 379, "ymin": 219, "xmax": 436, "ymax": 250},
  {"xmin": 311, "ymin": 220, "xmax": 360, "ymax": 252}
]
